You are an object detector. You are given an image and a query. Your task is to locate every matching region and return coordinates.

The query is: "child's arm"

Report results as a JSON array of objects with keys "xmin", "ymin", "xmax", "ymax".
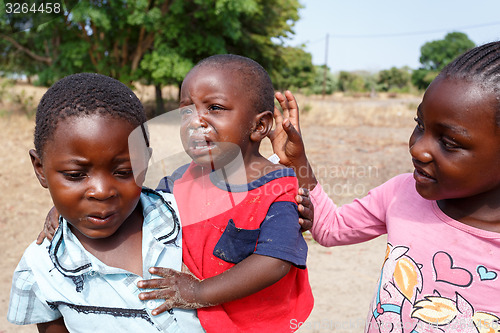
[
  {"xmin": 36, "ymin": 206, "xmax": 59, "ymax": 244},
  {"xmin": 37, "ymin": 318, "xmax": 69, "ymax": 333},
  {"xmin": 138, "ymin": 253, "xmax": 291, "ymax": 315},
  {"xmin": 268, "ymin": 91, "xmax": 318, "ymax": 190}
]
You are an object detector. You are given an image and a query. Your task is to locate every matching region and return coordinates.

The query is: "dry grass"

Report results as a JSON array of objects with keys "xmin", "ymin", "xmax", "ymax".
[{"xmin": 297, "ymin": 93, "xmax": 421, "ymax": 128}]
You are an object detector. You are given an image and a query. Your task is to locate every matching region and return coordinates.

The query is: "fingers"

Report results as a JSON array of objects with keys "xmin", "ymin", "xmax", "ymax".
[
  {"xmin": 36, "ymin": 223, "xmax": 55, "ymax": 245},
  {"xmin": 272, "ymin": 104, "xmax": 284, "ymax": 125},
  {"xmin": 296, "ymin": 188, "xmax": 314, "ymax": 232},
  {"xmin": 36, "ymin": 230, "xmax": 45, "ymax": 245},
  {"xmin": 42, "ymin": 206, "xmax": 59, "ymax": 242},
  {"xmin": 152, "ymin": 301, "xmax": 174, "ymax": 316},
  {"xmin": 297, "ymin": 204, "xmax": 313, "ymax": 229},
  {"xmin": 275, "ymin": 90, "xmax": 301, "ymax": 131},
  {"xmin": 283, "ymin": 90, "xmax": 300, "ymax": 130},
  {"xmin": 297, "ymin": 187, "xmax": 310, "ymax": 200},
  {"xmin": 150, "ymin": 267, "xmax": 179, "ymax": 279},
  {"xmin": 138, "ymin": 287, "xmax": 174, "ymax": 301},
  {"xmin": 46, "ymin": 223, "xmax": 55, "ymax": 241},
  {"xmin": 299, "ymin": 218, "xmax": 313, "ymax": 232},
  {"xmin": 138, "ymin": 278, "xmax": 168, "ymax": 290},
  {"xmin": 274, "ymin": 91, "xmax": 289, "ymax": 118},
  {"xmin": 137, "ymin": 267, "xmax": 175, "ymax": 289},
  {"xmin": 282, "ymin": 117, "xmax": 302, "ymax": 145}
]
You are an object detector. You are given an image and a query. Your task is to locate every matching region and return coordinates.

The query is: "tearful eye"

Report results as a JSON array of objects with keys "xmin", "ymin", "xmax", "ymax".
[
  {"xmin": 180, "ymin": 107, "xmax": 193, "ymax": 115},
  {"xmin": 208, "ymin": 105, "xmax": 224, "ymax": 112}
]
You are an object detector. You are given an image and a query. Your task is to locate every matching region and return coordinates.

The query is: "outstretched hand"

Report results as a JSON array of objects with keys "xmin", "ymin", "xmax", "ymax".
[
  {"xmin": 268, "ymin": 91, "xmax": 306, "ymax": 168},
  {"xmin": 36, "ymin": 206, "xmax": 60, "ymax": 244},
  {"xmin": 269, "ymin": 91, "xmax": 318, "ymax": 190},
  {"xmin": 138, "ymin": 266, "xmax": 211, "ymax": 315}
]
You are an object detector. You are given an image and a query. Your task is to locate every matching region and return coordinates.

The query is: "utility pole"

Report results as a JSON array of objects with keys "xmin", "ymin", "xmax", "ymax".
[{"xmin": 322, "ymin": 33, "xmax": 329, "ymax": 98}]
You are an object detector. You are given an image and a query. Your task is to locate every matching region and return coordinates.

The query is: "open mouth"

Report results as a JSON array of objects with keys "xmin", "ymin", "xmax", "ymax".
[
  {"xmin": 417, "ymin": 168, "xmax": 432, "ymax": 178},
  {"xmin": 188, "ymin": 138, "xmax": 216, "ymax": 156},
  {"xmin": 413, "ymin": 167, "xmax": 436, "ymax": 183},
  {"xmin": 192, "ymin": 139, "xmax": 213, "ymax": 150}
]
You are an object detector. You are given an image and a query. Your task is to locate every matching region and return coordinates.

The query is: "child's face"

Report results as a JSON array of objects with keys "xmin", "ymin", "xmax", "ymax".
[
  {"xmin": 31, "ymin": 114, "xmax": 142, "ymax": 239},
  {"xmin": 409, "ymin": 76, "xmax": 500, "ymax": 201},
  {"xmin": 179, "ymin": 66, "xmax": 257, "ymax": 169}
]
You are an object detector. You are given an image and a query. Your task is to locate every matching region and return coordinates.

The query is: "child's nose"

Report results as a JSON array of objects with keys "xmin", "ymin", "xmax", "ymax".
[
  {"xmin": 86, "ymin": 175, "xmax": 117, "ymax": 200},
  {"xmin": 409, "ymin": 133, "xmax": 432, "ymax": 163},
  {"xmin": 188, "ymin": 109, "xmax": 208, "ymax": 128}
]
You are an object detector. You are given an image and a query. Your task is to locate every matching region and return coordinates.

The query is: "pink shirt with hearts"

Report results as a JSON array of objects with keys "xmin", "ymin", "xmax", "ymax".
[{"xmin": 311, "ymin": 173, "xmax": 500, "ymax": 333}]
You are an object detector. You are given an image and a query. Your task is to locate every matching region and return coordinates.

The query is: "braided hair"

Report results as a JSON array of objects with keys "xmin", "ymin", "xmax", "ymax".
[
  {"xmin": 34, "ymin": 73, "xmax": 145, "ymax": 156},
  {"xmin": 439, "ymin": 41, "xmax": 500, "ymax": 126}
]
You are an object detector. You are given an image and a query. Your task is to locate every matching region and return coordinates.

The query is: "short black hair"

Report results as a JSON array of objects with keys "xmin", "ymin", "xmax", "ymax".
[
  {"xmin": 439, "ymin": 41, "xmax": 500, "ymax": 127},
  {"xmin": 190, "ymin": 54, "xmax": 275, "ymax": 114},
  {"xmin": 34, "ymin": 73, "xmax": 146, "ymax": 155}
]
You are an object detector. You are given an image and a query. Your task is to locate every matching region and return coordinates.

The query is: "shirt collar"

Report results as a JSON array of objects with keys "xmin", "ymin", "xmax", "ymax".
[{"xmin": 48, "ymin": 188, "xmax": 180, "ymax": 278}]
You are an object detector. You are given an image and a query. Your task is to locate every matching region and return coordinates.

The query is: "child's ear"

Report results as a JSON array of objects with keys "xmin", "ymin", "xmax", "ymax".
[
  {"xmin": 29, "ymin": 149, "xmax": 48, "ymax": 188},
  {"xmin": 250, "ymin": 111, "xmax": 273, "ymax": 142}
]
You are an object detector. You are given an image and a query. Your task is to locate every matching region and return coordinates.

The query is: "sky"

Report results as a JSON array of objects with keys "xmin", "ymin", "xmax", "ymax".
[{"xmin": 286, "ymin": 0, "xmax": 500, "ymax": 72}]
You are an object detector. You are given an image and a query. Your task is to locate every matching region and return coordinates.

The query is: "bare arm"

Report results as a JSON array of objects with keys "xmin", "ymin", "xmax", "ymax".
[
  {"xmin": 268, "ymin": 91, "xmax": 317, "ymax": 190},
  {"xmin": 137, "ymin": 254, "xmax": 291, "ymax": 315},
  {"xmin": 37, "ymin": 318, "xmax": 69, "ymax": 333}
]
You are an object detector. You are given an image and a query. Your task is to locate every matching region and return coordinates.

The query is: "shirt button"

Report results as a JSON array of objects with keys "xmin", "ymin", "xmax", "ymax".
[{"xmin": 147, "ymin": 300, "xmax": 157, "ymax": 310}]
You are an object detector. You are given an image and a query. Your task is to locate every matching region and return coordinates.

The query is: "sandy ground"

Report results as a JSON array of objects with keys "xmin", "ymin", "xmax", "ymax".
[{"xmin": 0, "ymin": 86, "xmax": 419, "ymax": 332}]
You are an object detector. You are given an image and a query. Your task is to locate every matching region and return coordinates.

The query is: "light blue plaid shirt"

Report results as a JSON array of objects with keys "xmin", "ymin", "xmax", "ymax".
[{"xmin": 8, "ymin": 189, "xmax": 204, "ymax": 332}]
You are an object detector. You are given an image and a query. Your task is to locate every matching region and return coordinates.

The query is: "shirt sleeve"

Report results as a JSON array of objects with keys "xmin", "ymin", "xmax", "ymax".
[
  {"xmin": 7, "ymin": 256, "xmax": 62, "ymax": 325},
  {"xmin": 156, "ymin": 163, "xmax": 190, "ymax": 193},
  {"xmin": 310, "ymin": 178, "xmax": 398, "ymax": 247},
  {"xmin": 254, "ymin": 201, "xmax": 308, "ymax": 269}
]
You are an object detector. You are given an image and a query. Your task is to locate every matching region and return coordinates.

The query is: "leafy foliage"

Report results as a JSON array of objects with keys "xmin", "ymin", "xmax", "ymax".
[
  {"xmin": 1, "ymin": 0, "xmax": 306, "ymax": 113},
  {"xmin": 1, "ymin": 6, "xmax": 479, "ymax": 101},
  {"xmin": 338, "ymin": 71, "xmax": 366, "ymax": 92},
  {"xmin": 412, "ymin": 32, "xmax": 475, "ymax": 90},
  {"xmin": 377, "ymin": 66, "xmax": 411, "ymax": 92},
  {"xmin": 271, "ymin": 46, "xmax": 315, "ymax": 92},
  {"xmin": 307, "ymin": 65, "xmax": 337, "ymax": 95}
]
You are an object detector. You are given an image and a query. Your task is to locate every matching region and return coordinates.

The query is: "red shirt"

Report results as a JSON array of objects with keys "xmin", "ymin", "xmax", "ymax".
[{"xmin": 171, "ymin": 163, "xmax": 313, "ymax": 332}]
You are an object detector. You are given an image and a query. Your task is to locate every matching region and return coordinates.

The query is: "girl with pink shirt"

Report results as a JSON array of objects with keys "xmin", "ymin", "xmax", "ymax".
[{"xmin": 270, "ymin": 41, "xmax": 500, "ymax": 333}]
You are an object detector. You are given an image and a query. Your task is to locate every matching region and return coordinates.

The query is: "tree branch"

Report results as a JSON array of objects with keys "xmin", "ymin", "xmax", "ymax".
[{"xmin": 0, "ymin": 34, "xmax": 53, "ymax": 65}]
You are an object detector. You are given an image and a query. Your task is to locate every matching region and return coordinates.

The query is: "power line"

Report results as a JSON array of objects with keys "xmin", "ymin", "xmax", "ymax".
[
  {"xmin": 331, "ymin": 21, "xmax": 500, "ymax": 38},
  {"xmin": 297, "ymin": 21, "xmax": 500, "ymax": 45}
]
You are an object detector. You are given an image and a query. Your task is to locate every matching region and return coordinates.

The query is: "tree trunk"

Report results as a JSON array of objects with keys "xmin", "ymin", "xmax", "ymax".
[{"xmin": 155, "ymin": 83, "xmax": 165, "ymax": 117}]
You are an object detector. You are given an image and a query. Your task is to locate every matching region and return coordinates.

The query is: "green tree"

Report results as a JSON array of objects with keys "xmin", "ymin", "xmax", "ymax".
[
  {"xmin": 1, "ymin": 0, "xmax": 303, "ymax": 113},
  {"xmin": 412, "ymin": 32, "xmax": 475, "ymax": 90},
  {"xmin": 338, "ymin": 71, "xmax": 366, "ymax": 93},
  {"xmin": 377, "ymin": 66, "xmax": 411, "ymax": 92},
  {"xmin": 140, "ymin": 0, "xmax": 302, "ymax": 113},
  {"xmin": 271, "ymin": 46, "xmax": 315, "ymax": 92},
  {"xmin": 307, "ymin": 65, "xmax": 336, "ymax": 95}
]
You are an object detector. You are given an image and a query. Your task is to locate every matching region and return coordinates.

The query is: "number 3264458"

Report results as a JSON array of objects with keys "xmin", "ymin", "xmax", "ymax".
[{"xmin": 5, "ymin": 2, "xmax": 61, "ymax": 14}]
